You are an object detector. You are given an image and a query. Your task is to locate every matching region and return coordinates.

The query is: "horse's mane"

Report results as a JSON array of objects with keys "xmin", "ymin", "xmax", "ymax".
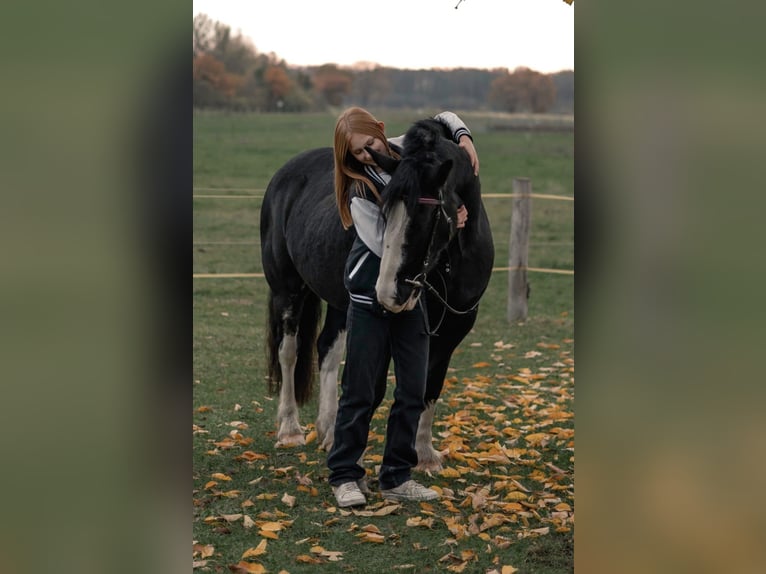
[
  {"xmin": 402, "ymin": 119, "xmax": 446, "ymax": 157},
  {"xmin": 382, "ymin": 119, "xmax": 448, "ymax": 215}
]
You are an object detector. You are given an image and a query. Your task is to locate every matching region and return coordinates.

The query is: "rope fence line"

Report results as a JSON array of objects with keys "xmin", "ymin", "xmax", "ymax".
[
  {"xmin": 193, "ymin": 266, "xmax": 573, "ymax": 279},
  {"xmin": 194, "ymin": 187, "xmax": 266, "ymax": 193},
  {"xmin": 194, "ymin": 195, "xmax": 263, "ymax": 199},
  {"xmin": 194, "ymin": 273, "xmax": 264, "ymax": 279},
  {"xmin": 194, "ymin": 240, "xmax": 573, "ymax": 246},
  {"xmin": 193, "ymin": 190, "xmax": 574, "ymax": 202},
  {"xmin": 500, "ymin": 266, "xmax": 574, "ymax": 275},
  {"xmin": 194, "ymin": 241, "xmax": 259, "ymax": 245},
  {"xmin": 193, "ymin": 185, "xmax": 573, "ymax": 280}
]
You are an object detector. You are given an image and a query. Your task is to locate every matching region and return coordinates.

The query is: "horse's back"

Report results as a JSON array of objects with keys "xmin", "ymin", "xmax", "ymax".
[
  {"xmin": 261, "ymin": 147, "xmax": 334, "ymax": 225},
  {"xmin": 260, "ymin": 147, "xmax": 352, "ymax": 310}
]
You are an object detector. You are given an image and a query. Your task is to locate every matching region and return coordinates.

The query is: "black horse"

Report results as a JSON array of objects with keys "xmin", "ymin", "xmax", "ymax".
[{"xmin": 259, "ymin": 119, "xmax": 494, "ymax": 470}]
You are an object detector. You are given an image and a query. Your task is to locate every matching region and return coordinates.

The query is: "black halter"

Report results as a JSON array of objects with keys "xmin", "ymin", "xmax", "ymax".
[
  {"xmin": 405, "ymin": 192, "xmax": 481, "ymax": 323},
  {"xmin": 406, "ymin": 189, "xmax": 449, "ymax": 287}
]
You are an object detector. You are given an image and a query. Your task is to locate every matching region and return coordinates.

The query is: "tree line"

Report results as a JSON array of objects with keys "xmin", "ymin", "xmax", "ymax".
[{"xmin": 193, "ymin": 14, "xmax": 573, "ymax": 114}]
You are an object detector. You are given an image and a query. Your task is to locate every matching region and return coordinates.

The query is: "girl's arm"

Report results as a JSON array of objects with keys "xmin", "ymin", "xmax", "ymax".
[
  {"xmin": 350, "ymin": 197, "xmax": 385, "ymax": 257},
  {"xmin": 434, "ymin": 111, "xmax": 479, "ymax": 176},
  {"xmin": 433, "ymin": 111, "xmax": 471, "ymax": 143},
  {"xmin": 387, "ymin": 112, "xmax": 480, "ymax": 175}
]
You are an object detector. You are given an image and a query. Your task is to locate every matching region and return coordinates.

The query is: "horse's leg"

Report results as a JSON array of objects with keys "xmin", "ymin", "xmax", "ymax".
[
  {"xmin": 273, "ymin": 289, "xmax": 316, "ymax": 448},
  {"xmin": 415, "ymin": 400, "xmax": 441, "ymax": 471},
  {"xmin": 315, "ymin": 306, "xmax": 347, "ymax": 451},
  {"xmin": 276, "ymin": 327, "xmax": 304, "ymax": 447},
  {"xmin": 415, "ymin": 313, "xmax": 477, "ymax": 471}
]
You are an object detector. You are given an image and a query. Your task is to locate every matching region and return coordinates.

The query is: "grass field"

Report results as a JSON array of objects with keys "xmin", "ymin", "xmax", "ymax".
[{"xmin": 193, "ymin": 111, "xmax": 574, "ymax": 573}]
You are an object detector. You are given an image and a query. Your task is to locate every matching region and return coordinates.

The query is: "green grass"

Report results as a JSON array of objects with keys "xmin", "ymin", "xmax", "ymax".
[{"xmin": 193, "ymin": 111, "xmax": 573, "ymax": 573}]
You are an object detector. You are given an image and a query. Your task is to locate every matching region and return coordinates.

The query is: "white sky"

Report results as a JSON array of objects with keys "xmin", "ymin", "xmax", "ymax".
[{"xmin": 192, "ymin": 0, "xmax": 574, "ymax": 73}]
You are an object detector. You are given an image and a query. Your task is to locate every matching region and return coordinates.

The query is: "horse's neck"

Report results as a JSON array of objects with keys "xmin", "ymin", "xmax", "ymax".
[
  {"xmin": 459, "ymin": 189, "xmax": 487, "ymax": 239},
  {"xmin": 454, "ymin": 192, "xmax": 493, "ymax": 266}
]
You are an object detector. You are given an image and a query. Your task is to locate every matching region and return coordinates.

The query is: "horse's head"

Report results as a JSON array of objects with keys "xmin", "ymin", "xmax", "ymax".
[{"xmin": 366, "ymin": 121, "xmax": 464, "ymax": 313}]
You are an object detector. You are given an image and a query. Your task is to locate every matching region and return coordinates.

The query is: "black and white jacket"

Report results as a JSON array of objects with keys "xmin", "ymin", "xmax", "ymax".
[{"xmin": 344, "ymin": 112, "xmax": 472, "ymax": 312}]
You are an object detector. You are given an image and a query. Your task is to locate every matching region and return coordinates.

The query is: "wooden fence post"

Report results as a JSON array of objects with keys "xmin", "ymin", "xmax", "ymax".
[{"xmin": 508, "ymin": 178, "xmax": 531, "ymax": 322}]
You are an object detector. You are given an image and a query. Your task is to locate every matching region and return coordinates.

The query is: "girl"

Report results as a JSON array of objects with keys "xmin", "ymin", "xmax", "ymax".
[{"xmin": 327, "ymin": 107, "xmax": 479, "ymax": 507}]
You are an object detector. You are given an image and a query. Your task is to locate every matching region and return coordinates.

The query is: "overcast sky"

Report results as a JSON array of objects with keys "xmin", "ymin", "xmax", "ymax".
[{"xmin": 192, "ymin": 0, "xmax": 574, "ymax": 73}]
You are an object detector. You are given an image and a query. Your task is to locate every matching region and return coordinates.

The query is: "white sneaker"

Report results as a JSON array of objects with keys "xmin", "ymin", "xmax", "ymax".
[
  {"xmin": 381, "ymin": 479, "xmax": 439, "ymax": 502},
  {"xmin": 332, "ymin": 481, "xmax": 367, "ymax": 507}
]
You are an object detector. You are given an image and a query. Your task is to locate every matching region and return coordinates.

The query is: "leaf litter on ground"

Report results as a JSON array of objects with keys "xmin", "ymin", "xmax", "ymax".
[{"xmin": 193, "ymin": 337, "xmax": 573, "ymax": 571}]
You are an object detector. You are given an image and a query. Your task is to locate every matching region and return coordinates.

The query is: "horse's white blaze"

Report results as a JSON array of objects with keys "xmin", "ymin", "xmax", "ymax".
[
  {"xmin": 276, "ymin": 333, "xmax": 304, "ymax": 446},
  {"xmin": 376, "ymin": 202, "xmax": 409, "ymax": 312},
  {"xmin": 415, "ymin": 401, "xmax": 444, "ymax": 472},
  {"xmin": 315, "ymin": 329, "xmax": 346, "ymax": 451}
]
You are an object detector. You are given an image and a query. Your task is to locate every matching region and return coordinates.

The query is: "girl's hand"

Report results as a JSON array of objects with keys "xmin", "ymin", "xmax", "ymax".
[
  {"xmin": 458, "ymin": 135, "xmax": 480, "ymax": 176},
  {"xmin": 456, "ymin": 204, "xmax": 468, "ymax": 228}
]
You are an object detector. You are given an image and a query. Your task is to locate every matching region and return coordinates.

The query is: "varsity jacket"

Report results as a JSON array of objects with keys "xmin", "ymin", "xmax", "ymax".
[{"xmin": 344, "ymin": 112, "xmax": 473, "ymax": 313}]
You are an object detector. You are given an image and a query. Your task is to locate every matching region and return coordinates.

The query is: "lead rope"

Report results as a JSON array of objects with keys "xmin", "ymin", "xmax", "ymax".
[
  {"xmin": 419, "ymin": 275, "xmax": 481, "ymax": 315},
  {"xmin": 417, "ymin": 270, "xmax": 448, "ymax": 336}
]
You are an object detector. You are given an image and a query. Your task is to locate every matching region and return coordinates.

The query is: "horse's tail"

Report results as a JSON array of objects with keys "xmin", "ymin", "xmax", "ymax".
[
  {"xmin": 295, "ymin": 292, "xmax": 321, "ymax": 405},
  {"xmin": 265, "ymin": 289, "xmax": 284, "ymax": 396},
  {"xmin": 265, "ymin": 289, "xmax": 321, "ymax": 406}
]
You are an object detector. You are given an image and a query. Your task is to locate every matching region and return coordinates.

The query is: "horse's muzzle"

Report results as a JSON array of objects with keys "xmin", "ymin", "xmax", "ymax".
[{"xmin": 377, "ymin": 279, "xmax": 421, "ymax": 313}]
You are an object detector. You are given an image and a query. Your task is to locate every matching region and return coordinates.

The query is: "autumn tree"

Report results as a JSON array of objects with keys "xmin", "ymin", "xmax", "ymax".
[
  {"xmin": 351, "ymin": 66, "xmax": 393, "ymax": 107},
  {"xmin": 193, "ymin": 13, "xmax": 215, "ymax": 57},
  {"xmin": 193, "ymin": 14, "xmax": 319, "ymax": 111},
  {"xmin": 263, "ymin": 65, "xmax": 292, "ymax": 110},
  {"xmin": 193, "ymin": 53, "xmax": 244, "ymax": 106},
  {"xmin": 312, "ymin": 64, "xmax": 354, "ymax": 107},
  {"xmin": 489, "ymin": 67, "xmax": 556, "ymax": 113}
]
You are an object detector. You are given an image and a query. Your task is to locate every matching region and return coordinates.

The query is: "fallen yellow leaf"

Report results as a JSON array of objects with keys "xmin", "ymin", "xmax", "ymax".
[
  {"xmin": 229, "ymin": 561, "xmax": 266, "ymax": 573},
  {"xmin": 372, "ymin": 504, "xmax": 400, "ymax": 516},
  {"xmin": 192, "ymin": 543, "xmax": 214, "ymax": 558},
  {"xmin": 241, "ymin": 539, "xmax": 268, "ymax": 559},
  {"xmin": 238, "ymin": 451, "xmax": 267, "ymax": 462},
  {"xmin": 219, "ymin": 490, "xmax": 241, "ymax": 498},
  {"xmin": 406, "ymin": 516, "xmax": 435, "ymax": 528},
  {"xmin": 356, "ymin": 532, "xmax": 385, "ymax": 543},
  {"xmin": 255, "ymin": 493, "xmax": 278, "ymax": 500},
  {"xmin": 505, "ymin": 491, "xmax": 527, "ymax": 501}
]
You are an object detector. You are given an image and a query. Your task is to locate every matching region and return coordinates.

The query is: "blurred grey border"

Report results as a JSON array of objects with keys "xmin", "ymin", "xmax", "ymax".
[
  {"xmin": 1, "ymin": 0, "xmax": 765, "ymax": 572},
  {"xmin": 0, "ymin": 1, "xmax": 189, "ymax": 572},
  {"xmin": 577, "ymin": 0, "xmax": 766, "ymax": 571}
]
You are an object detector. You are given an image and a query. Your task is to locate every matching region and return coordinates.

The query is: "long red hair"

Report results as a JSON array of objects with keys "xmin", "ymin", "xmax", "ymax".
[{"xmin": 333, "ymin": 107, "xmax": 399, "ymax": 229}]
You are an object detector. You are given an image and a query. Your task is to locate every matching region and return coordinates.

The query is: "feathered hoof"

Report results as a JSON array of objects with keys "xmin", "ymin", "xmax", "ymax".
[
  {"xmin": 415, "ymin": 447, "xmax": 444, "ymax": 473},
  {"xmin": 317, "ymin": 435, "xmax": 334, "ymax": 452},
  {"xmin": 314, "ymin": 416, "xmax": 336, "ymax": 452},
  {"xmin": 275, "ymin": 433, "xmax": 306, "ymax": 448}
]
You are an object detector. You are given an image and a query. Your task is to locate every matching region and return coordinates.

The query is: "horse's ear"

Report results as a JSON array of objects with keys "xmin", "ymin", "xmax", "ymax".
[
  {"xmin": 435, "ymin": 159, "xmax": 453, "ymax": 187},
  {"xmin": 365, "ymin": 146, "xmax": 400, "ymax": 174}
]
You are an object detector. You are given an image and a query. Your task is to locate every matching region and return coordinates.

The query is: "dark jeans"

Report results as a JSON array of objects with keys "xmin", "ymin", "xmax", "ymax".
[{"xmin": 327, "ymin": 300, "xmax": 429, "ymax": 490}]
